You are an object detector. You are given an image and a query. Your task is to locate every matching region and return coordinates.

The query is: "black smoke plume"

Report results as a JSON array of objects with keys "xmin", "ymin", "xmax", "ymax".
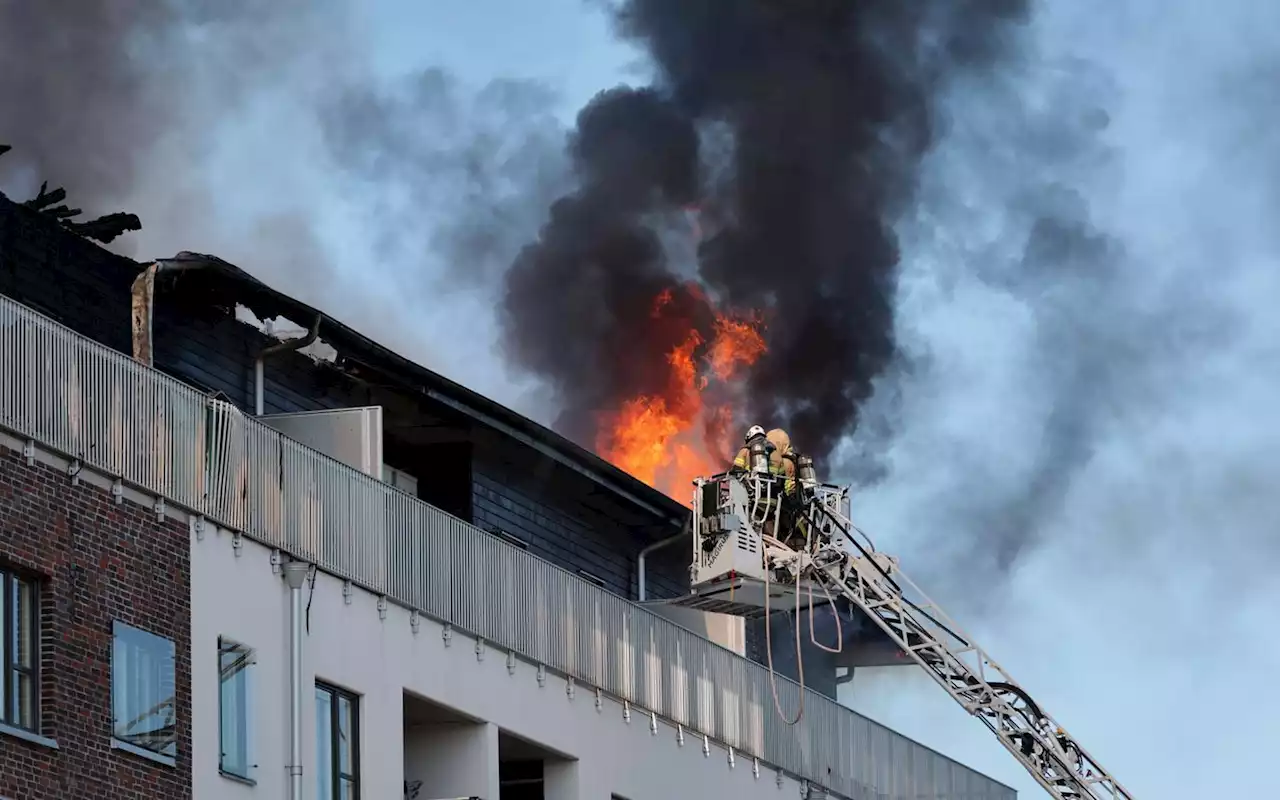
[
  {"xmin": 0, "ymin": 1, "xmax": 175, "ymax": 214},
  {"xmin": 0, "ymin": 0, "xmax": 351, "ymax": 226},
  {"xmin": 502, "ymin": 0, "xmax": 1029, "ymax": 464}
]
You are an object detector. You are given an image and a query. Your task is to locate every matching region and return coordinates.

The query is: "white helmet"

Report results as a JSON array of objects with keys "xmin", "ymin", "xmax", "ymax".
[{"xmin": 745, "ymin": 425, "xmax": 766, "ymax": 441}]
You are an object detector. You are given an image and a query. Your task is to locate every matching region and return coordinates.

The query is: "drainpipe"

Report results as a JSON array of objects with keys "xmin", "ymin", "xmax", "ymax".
[
  {"xmin": 637, "ymin": 521, "xmax": 689, "ymax": 602},
  {"xmin": 282, "ymin": 560, "xmax": 310, "ymax": 800},
  {"xmin": 255, "ymin": 314, "xmax": 322, "ymax": 415}
]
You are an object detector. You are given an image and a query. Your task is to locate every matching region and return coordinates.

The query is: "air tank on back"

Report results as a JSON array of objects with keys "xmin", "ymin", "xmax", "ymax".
[{"xmin": 747, "ymin": 431, "xmax": 771, "ymax": 474}]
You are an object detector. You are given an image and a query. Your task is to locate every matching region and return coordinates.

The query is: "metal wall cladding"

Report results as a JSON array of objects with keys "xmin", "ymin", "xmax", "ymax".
[{"xmin": 0, "ymin": 294, "xmax": 1016, "ymax": 800}]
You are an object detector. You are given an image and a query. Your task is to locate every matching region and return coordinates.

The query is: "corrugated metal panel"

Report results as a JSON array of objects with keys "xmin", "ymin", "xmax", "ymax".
[{"xmin": 0, "ymin": 293, "xmax": 1016, "ymax": 800}]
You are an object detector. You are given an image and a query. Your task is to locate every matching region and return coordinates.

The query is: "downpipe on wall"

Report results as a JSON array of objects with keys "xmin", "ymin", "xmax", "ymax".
[
  {"xmin": 255, "ymin": 314, "xmax": 322, "ymax": 415},
  {"xmin": 637, "ymin": 521, "xmax": 689, "ymax": 602},
  {"xmin": 282, "ymin": 560, "xmax": 310, "ymax": 800}
]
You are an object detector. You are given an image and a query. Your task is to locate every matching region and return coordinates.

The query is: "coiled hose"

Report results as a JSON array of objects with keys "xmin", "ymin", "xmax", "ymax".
[{"xmin": 758, "ymin": 496, "xmax": 846, "ymax": 727}]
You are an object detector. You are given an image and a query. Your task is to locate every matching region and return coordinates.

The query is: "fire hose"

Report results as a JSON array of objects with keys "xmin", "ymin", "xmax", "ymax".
[{"xmin": 754, "ymin": 481, "xmax": 847, "ymax": 727}]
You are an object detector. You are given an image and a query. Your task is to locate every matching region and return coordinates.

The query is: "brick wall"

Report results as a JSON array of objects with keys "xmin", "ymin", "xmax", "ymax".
[{"xmin": 0, "ymin": 445, "xmax": 192, "ymax": 800}]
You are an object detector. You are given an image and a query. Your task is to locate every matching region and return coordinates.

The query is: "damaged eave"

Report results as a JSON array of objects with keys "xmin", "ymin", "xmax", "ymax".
[{"xmin": 140, "ymin": 251, "xmax": 688, "ymax": 528}]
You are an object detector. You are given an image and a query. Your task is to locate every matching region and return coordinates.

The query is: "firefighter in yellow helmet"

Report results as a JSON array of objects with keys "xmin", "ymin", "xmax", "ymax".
[
  {"xmin": 766, "ymin": 428, "xmax": 813, "ymax": 549},
  {"xmin": 731, "ymin": 425, "xmax": 805, "ymax": 547},
  {"xmin": 765, "ymin": 428, "xmax": 797, "ymax": 496}
]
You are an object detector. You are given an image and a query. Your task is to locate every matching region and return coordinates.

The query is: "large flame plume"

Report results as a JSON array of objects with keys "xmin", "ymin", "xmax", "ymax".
[{"xmin": 595, "ymin": 283, "xmax": 766, "ymax": 504}]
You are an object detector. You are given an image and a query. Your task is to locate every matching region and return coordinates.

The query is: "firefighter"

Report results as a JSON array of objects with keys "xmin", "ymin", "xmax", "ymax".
[
  {"xmin": 731, "ymin": 426, "xmax": 807, "ymax": 549},
  {"xmin": 731, "ymin": 426, "xmax": 796, "ymax": 495},
  {"xmin": 765, "ymin": 428, "xmax": 813, "ymax": 550},
  {"xmin": 765, "ymin": 428, "xmax": 797, "ymax": 496},
  {"xmin": 732, "ymin": 425, "xmax": 768, "ymax": 472}
]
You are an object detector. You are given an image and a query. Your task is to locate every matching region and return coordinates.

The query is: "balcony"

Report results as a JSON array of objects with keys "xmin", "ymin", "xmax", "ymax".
[{"xmin": 0, "ymin": 292, "xmax": 1014, "ymax": 800}]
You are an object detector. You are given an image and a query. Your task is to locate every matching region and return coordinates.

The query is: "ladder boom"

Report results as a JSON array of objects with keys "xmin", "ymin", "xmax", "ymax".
[{"xmin": 686, "ymin": 473, "xmax": 1135, "ymax": 800}]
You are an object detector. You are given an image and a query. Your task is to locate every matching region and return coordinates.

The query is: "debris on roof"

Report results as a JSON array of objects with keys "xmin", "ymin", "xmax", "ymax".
[
  {"xmin": 1, "ymin": 144, "xmax": 142, "ymax": 243},
  {"xmin": 234, "ymin": 303, "xmax": 338, "ymax": 364},
  {"xmin": 63, "ymin": 211, "xmax": 141, "ymax": 243}
]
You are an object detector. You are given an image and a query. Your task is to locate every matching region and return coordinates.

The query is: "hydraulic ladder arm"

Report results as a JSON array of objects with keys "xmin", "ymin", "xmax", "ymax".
[
  {"xmin": 804, "ymin": 500, "xmax": 1136, "ymax": 800},
  {"xmin": 684, "ymin": 472, "xmax": 1136, "ymax": 800}
]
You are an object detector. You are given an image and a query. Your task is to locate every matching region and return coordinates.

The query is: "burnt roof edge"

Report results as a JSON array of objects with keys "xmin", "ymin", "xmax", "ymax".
[{"xmin": 156, "ymin": 251, "xmax": 689, "ymax": 527}]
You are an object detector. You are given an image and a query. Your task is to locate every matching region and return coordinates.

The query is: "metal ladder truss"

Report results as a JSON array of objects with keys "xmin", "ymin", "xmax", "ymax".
[{"xmin": 791, "ymin": 496, "xmax": 1136, "ymax": 800}]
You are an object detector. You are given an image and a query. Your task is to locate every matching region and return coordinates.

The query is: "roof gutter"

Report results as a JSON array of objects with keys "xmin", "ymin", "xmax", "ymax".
[{"xmin": 132, "ymin": 256, "xmax": 323, "ymax": 415}]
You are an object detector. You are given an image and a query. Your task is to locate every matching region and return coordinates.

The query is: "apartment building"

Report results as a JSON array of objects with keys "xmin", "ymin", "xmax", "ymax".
[{"xmin": 0, "ymin": 194, "xmax": 1016, "ymax": 799}]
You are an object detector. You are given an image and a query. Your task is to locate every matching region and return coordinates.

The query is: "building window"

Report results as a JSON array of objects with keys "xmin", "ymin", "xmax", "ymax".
[
  {"xmin": 316, "ymin": 682, "xmax": 359, "ymax": 800},
  {"xmin": 111, "ymin": 621, "xmax": 177, "ymax": 758},
  {"xmin": 0, "ymin": 568, "xmax": 39, "ymax": 731},
  {"xmin": 219, "ymin": 638, "xmax": 255, "ymax": 780}
]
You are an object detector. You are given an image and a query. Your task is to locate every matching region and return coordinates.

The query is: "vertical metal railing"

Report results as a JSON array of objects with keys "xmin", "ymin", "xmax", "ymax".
[{"xmin": 0, "ymin": 293, "xmax": 1015, "ymax": 800}]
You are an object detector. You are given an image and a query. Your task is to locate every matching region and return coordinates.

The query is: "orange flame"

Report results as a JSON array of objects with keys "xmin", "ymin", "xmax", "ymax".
[
  {"xmin": 708, "ymin": 314, "xmax": 766, "ymax": 380},
  {"xmin": 596, "ymin": 291, "xmax": 767, "ymax": 505}
]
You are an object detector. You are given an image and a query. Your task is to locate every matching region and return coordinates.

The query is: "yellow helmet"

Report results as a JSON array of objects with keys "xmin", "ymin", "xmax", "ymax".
[{"xmin": 766, "ymin": 428, "xmax": 791, "ymax": 455}]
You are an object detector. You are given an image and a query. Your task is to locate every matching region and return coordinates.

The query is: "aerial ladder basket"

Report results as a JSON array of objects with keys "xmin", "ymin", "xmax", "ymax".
[{"xmin": 673, "ymin": 470, "xmax": 1136, "ymax": 800}]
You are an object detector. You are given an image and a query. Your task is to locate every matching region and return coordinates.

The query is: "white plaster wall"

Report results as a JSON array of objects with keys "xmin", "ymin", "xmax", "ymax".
[
  {"xmin": 645, "ymin": 604, "xmax": 746, "ymax": 657},
  {"xmin": 405, "ymin": 721, "xmax": 501, "ymax": 799},
  {"xmin": 192, "ymin": 520, "xmax": 814, "ymax": 800}
]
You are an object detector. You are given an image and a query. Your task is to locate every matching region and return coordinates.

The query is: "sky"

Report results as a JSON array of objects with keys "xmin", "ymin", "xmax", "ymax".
[
  {"xmin": 839, "ymin": 2, "xmax": 1280, "ymax": 796},
  {"xmin": 125, "ymin": 0, "xmax": 650, "ymax": 418},
  {"xmin": 4, "ymin": 1, "xmax": 1277, "ymax": 797}
]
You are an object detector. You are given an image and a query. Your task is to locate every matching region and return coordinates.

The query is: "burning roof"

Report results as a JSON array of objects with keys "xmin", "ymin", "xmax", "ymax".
[
  {"xmin": 497, "ymin": 0, "xmax": 1031, "ymax": 495},
  {"xmin": 596, "ymin": 282, "xmax": 766, "ymax": 501},
  {"xmin": 131, "ymin": 247, "xmax": 691, "ymax": 526}
]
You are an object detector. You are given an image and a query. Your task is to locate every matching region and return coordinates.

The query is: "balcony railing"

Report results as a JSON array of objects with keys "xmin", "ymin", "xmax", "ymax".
[{"xmin": 0, "ymin": 293, "xmax": 1015, "ymax": 800}]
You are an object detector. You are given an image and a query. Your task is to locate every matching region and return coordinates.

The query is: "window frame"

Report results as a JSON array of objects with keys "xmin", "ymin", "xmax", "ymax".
[
  {"xmin": 217, "ymin": 637, "xmax": 256, "ymax": 781},
  {"xmin": 0, "ymin": 566, "xmax": 40, "ymax": 732},
  {"xmin": 110, "ymin": 620, "xmax": 178, "ymax": 760},
  {"xmin": 316, "ymin": 681, "xmax": 360, "ymax": 800}
]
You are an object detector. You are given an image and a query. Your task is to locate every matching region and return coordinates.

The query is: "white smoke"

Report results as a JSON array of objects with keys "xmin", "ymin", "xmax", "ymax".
[{"xmin": 841, "ymin": 1, "xmax": 1280, "ymax": 796}]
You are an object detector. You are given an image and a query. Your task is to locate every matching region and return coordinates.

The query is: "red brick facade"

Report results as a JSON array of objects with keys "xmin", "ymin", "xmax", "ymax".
[{"xmin": 0, "ymin": 444, "xmax": 191, "ymax": 800}]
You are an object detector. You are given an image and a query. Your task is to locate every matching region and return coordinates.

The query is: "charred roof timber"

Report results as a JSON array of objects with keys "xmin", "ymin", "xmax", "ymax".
[
  {"xmin": 1, "ymin": 144, "xmax": 141, "ymax": 243},
  {"xmin": 0, "ymin": 180, "xmax": 675, "ymax": 530},
  {"xmin": 127, "ymin": 250, "xmax": 687, "ymax": 529}
]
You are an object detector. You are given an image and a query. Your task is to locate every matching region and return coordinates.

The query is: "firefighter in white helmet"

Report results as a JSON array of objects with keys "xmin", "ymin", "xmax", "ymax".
[
  {"xmin": 731, "ymin": 425, "xmax": 806, "ymax": 548},
  {"xmin": 732, "ymin": 426, "xmax": 797, "ymax": 495}
]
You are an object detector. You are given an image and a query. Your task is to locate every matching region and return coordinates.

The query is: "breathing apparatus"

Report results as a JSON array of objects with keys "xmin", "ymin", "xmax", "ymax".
[{"xmin": 744, "ymin": 425, "xmax": 772, "ymax": 474}]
